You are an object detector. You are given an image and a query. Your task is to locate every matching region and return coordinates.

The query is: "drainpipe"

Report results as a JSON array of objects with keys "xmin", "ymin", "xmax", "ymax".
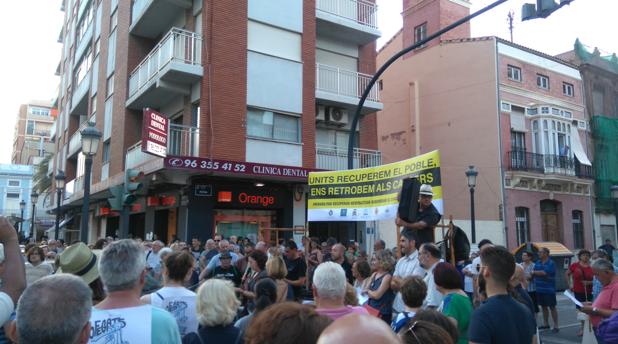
[{"xmin": 494, "ymin": 40, "xmax": 509, "ymax": 248}]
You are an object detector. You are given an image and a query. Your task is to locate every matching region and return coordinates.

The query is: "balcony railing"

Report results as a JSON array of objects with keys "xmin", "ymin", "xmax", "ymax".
[
  {"xmin": 125, "ymin": 123, "xmax": 200, "ymax": 169},
  {"xmin": 316, "ymin": 0, "xmax": 378, "ymax": 29},
  {"xmin": 316, "ymin": 63, "xmax": 380, "ymax": 102},
  {"xmin": 507, "ymin": 150, "xmax": 593, "ymax": 179},
  {"xmin": 125, "ymin": 142, "xmax": 158, "ymax": 170},
  {"xmin": 68, "ymin": 131, "xmax": 81, "ymax": 156},
  {"xmin": 128, "ymin": 27, "xmax": 202, "ymax": 99},
  {"xmin": 316, "ymin": 144, "xmax": 382, "ymax": 170}
]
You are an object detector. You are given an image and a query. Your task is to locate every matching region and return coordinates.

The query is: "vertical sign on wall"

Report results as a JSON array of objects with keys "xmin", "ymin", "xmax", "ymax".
[{"xmin": 141, "ymin": 108, "xmax": 168, "ymax": 158}]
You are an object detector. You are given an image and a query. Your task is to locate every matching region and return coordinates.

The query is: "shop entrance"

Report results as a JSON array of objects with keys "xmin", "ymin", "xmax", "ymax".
[{"xmin": 214, "ymin": 209, "xmax": 276, "ymax": 244}]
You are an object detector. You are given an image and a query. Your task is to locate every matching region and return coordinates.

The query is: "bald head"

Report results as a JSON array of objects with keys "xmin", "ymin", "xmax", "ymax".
[
  {"xmin": 256, "ymin": 241, "xmax": 268, "ymax": 253},
  {"xmin": 317, "ymin": 314, "xmax": 399, "ymax": 344},
  {"xmin": 331, "ymin": 244, "xmax": 345, "ymax": 261}
]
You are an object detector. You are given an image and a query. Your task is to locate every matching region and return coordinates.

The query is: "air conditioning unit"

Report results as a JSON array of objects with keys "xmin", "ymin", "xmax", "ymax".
[
  {"xmin": 327, "ymin": 107, "xmax": 349, "ymax": 125},
  {"xmin": 316, "ymin": 105, "xmax": 326, "ymax": 121},
  {"xmin": 577, "ymin": 120, "xmax": 587, "ymax": 130}
]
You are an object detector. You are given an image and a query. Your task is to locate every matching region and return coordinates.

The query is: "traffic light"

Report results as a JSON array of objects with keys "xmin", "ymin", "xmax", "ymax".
[
  {"xmin": 107, "ymin": 185, "xmax": 124, "ymax": 211},
  {"xmin": 522, "ymin": 0, "xmax": 574, "ymax": 21},
  {"xmin": 123, "ymin": 169, "xmax": 144, "ymax": 205}
]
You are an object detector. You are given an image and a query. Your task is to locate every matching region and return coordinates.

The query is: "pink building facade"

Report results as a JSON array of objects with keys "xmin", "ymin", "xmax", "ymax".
[{"xmin": 376, "ymin": 0, "xmax": 593, "ymax": 250}]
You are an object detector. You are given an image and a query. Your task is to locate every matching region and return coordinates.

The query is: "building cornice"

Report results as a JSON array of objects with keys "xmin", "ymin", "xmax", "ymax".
[{"xmin": 499, "ymin": 84, "xmax": 585, "ymax": 113}]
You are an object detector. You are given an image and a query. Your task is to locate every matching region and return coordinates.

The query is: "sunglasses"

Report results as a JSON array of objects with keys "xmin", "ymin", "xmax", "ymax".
[{"xmin": 403, "ymin": 321, "xmax": 422, "ymax": 344}]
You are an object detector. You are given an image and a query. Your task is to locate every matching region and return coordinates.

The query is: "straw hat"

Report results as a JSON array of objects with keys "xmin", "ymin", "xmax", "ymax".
[{"xmin": 57, "ymin": 242, "xmax": 101, "ymax": 285}]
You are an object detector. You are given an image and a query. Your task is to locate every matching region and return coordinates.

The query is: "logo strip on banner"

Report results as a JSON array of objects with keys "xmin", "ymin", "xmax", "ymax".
[{"xmin": 307, "ymin": 150, "xmax": 442, "ymax": 222}]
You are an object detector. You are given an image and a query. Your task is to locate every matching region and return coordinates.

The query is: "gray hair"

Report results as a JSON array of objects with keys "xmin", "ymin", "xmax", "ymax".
[
  {"xmin": 313, "ymin": 262, "xmax": 346, "ymax": 300},
  {"xmin": 99, "ymin": 239, "xmax": 146, "ymax": 292},
  {"xmin": 592, "ymin": 250, "xmax": 610, "ymax": 260},
  {"xmin": 17, "ymin": 274, "xmax": 92, "ymax": 343},
  {"xmin": 592, "ymin": 258, "xmax": 615, "ymax": 272}
]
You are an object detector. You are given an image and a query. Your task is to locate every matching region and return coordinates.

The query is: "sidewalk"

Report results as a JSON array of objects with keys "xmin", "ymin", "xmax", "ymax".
[{"xmin": 539, "ymin": 293, "xmax": 583, "ymax": 344}]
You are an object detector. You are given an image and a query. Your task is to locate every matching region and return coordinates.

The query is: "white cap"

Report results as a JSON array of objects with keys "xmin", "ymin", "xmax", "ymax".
[{"xmin": 419, "ymin": 184, "xmax": 434, "ymax": 196}]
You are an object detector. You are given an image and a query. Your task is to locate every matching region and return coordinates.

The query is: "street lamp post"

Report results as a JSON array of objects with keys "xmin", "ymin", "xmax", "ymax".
[
  {"xmin": 30, "ymin": 191, "xmax": 39, "ymax": 242},
  {"xmin": 54, "ymin": 170, "xmax": 66, "ymax": 240},
  {"xmin": 466, "ymin": 166, "xmax": 478, "ymax": 244},
  {"xmin": 19, "ymin": 200, "xmax": 25, "ymax": 237},
  {"xmin": 611, "ymin": 185, "xmax": 618, "ymax": 242},
  {"xmin": 79, "ymin": 122, "xmax": 102, "ymax": 244}
]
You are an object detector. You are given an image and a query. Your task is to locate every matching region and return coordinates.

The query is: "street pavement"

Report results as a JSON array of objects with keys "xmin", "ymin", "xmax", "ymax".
[{"xmin": 538, "ymin": 293, "xmax": 582, "ymax": 344}]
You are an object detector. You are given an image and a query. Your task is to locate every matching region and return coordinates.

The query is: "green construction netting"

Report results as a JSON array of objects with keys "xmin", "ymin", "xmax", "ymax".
[
  {"xmin": 592, "ymin": 116, "xmax": 618, "ymax": 212},
  {"xmin": 574, "ymin": 39, "xmax": 618, "ymax": 74}
]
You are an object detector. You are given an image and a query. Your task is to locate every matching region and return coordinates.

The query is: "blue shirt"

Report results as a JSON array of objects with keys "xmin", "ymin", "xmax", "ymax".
[
  {"xmin": 533, "ymin": 259, "xmax": 556, "ymax": 294},
  {"xmin": 205, "ymin": 252, "xmax": 240, "ymax": 271},
  {"xmin": 469, "ymin": 294, "xmax": 536, "ymax": 344}
]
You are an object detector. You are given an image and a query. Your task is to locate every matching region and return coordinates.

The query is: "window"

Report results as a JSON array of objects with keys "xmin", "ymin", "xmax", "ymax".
[
  {"xmin": 537, "ymin": 74, "xmax": 549, "ymax": 90},
  {"xmin": 106, "ymin": 74, "xmax": 114, "ymax": 97},
  {"xmin": 29, "ymin": 106, "xmax": 51, "ymax": 116},
  {"xmin": 515, "ymin": 207, "xmax": 530, "ymax": 245},
  {"xmin": 507, "ymin": 65, "xmax": 522, "ymax": 82},
  {"xmin": 91, "ymin": 95, "xmax": 97, "ymax": 115},
  {"xmin": 7, "ymin": 180, "xmax": 20, "ymax": 187},
  {"xmin": 378, "ymin": 80, "xmax": 383, "ymax": 91},
  {"xmin": 74, "ymin": 48, "xmax": 93, "ymax": 85},
  {"xmin": 247, "ymin": 108, "xmax": 300, "ymax": 143},
  {"xmin": 102, "ymin": 141, "xmax": 110, "ymax": 163},
  {"xmin": 563, "ymin": 82, "xmax": 574, "ymax": 97},
  {"xmin": 75, "ymin": 3, "xmax": 94, "ymax": 46},
  {"xmin": 94, "ymin": 38, "xmax": 100, "ymax": 57},
  {"xmin": 572, "ymin": 210, "xmax": 584, "ymax": 249},
  {"xmin": 414, "ymin": 23, "xmax": 427, "ymax": 45},
  {"xmin": 26, "ymin": 120, "xmax": 35, "ymax": 135},
  {"xmin": 501, "ymin": 102, "xmax": 512, "ymax": 112},
  {"xmin": 110, "ymin": 9, "xmax": 117, "ymax": 32},
  {"xmin": 5, "ymin": 192, "xmax": 20, "ymax": 212}
]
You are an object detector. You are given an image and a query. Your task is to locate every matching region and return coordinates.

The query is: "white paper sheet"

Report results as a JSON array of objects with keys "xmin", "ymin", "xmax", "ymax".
[{"xmin": 564, "ymin": 290, "xmax": 583, "ymax": 307}]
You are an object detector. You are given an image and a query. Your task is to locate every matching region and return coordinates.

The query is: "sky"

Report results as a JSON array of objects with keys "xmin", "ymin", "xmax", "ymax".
[{"xmin": 0, "ymin": 0, "xmax": 616, "ymax": 164}]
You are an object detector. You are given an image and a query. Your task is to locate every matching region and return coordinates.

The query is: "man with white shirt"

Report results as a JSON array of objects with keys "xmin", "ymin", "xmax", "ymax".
[
  {"xmin": 390, "ymin": 231, "xmax": 425, "ymax": 315},
  {"xmin": 471, "ymin": 239, "xmax": 493, "ymax": 304},
  {"xmin": 91, "ymin": 239, "xmax": 180, "ymax": 343},
  {"xmin": 146, "ymin": 240, "xmax": 164, "ymax": 273},
  {"xmin": 419, "ymin": 243, "xmax": 443, "ymax": 308}
]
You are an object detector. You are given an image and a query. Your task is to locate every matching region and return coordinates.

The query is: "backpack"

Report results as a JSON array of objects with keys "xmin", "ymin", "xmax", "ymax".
[{"xmin": 439, "ymin": 225, "xmax": 470, "ymax": 263}]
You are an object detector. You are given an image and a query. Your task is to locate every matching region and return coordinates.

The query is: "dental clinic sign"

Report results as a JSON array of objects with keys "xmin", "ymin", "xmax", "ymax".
[{"xmin": 142, "ymin": 108, "xmax": 168, "ymax": 158}]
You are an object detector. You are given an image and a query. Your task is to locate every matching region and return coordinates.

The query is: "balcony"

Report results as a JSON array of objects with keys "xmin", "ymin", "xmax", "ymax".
[
  {"xmin": 126, "ymin": 28, "xmax": 203, "ymax": 110},
  {"xmin": 507, "ymin": 150, "xmax": 593, "ymax": 179},
  {"xmin": 316, "ymin": 0, "xmax": 380, "ymax": 45},
  {"xmin": 68, "ymin": 131, "xmax": 81, "ymax": 157},
  {"xmin": 316, "ymin": 144, "xmax": 381, "ymax": 170},
  {"xmin": 130, "ymin": 0, "xmax": 192, "ymax": 39},
  {"xmin": 316, "ymin": 64, "xmax": 382, "ymax": 113},
  {"xmin": 125, "ymin": 123, "xmax": 200, "ymax": 169},
  {"xmin": 70, "ymin": 70, "xmax": 91, "ymax": 116}
]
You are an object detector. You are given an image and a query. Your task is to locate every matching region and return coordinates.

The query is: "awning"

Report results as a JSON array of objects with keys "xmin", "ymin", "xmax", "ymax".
[
  {"xmin": 45, "ymin": 216, "xmax": 75, "ymax": 234},
  {"xmin": 570, "ymin": 126, "xmax": 592, "ymax": 166},
  {"xmin": 510, "ymin": 112, "xmax": 526, "ymax": 132}
]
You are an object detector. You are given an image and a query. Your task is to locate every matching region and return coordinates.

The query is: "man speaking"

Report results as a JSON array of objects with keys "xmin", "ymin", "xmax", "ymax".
[{"xmin": 396, "ymin": 184, "xmax": 441, "ymax": 246}]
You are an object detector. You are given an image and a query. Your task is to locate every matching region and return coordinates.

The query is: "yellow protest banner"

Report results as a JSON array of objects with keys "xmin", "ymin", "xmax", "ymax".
[{"xmin": 308, "ymin": 150, "xmax": 442, "ymax": 221}]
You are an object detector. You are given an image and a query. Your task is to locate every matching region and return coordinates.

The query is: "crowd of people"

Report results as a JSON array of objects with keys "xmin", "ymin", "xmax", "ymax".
[{"xmin": 2, "ymin": 215, "xmax": 618, "ymax": 343}]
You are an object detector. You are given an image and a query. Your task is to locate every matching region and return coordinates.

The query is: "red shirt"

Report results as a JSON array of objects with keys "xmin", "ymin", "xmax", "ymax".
[{"xmin": 569, "ymin": 262, "xmax": 593, "ymax": 294}]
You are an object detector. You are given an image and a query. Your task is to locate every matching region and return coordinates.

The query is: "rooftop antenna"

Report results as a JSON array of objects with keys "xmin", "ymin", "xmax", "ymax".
[{"xmin": 507, "ymin": 10, "xmax": 515, "ymax": 42}]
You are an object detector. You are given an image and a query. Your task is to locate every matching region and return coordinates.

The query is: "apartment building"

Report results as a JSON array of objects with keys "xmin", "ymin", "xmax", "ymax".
[
  {"xmin": 376, "ymin": 0, "xmax": 593, "ymax": 249},
  {"xmin": 11, "ymin": 101, "xmax": 56, "ymax": 166},
  {"xmin": 52, "ymin": 0, "xmax": 382, "ymax": 244},
  {"xmin": 559, "ymin": 40, "xmax": 618, "ymax": 246}
]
